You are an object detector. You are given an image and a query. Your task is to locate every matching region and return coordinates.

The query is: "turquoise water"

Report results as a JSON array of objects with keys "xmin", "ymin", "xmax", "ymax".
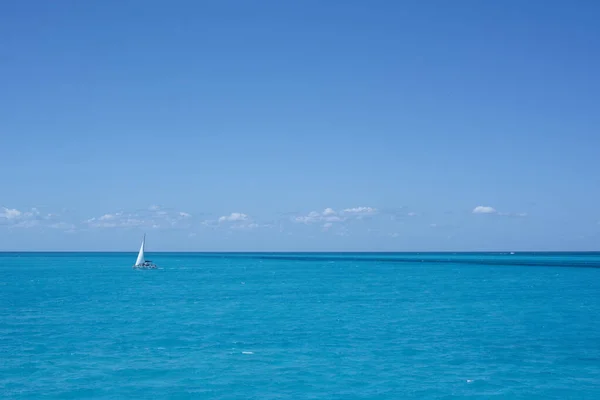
[{"xmin": 1, "ymin": 252, "xmax": 600, "ymax": 399}]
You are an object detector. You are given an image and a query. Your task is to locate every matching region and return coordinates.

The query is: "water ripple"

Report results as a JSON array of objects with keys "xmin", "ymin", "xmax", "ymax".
[{"xmin": 1, "ymin": 252, "xmax": 599, "ymax": 399}]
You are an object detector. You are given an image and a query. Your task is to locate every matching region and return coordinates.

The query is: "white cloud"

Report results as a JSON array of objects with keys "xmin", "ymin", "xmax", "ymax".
[
  {"xmin": 294, "ymin": 206, "xmax": 378, "ymax": 225},
  {"xmin": 293, "ymin": 208, "xmax": 345, "ymax": 224},
  {"xmin": 0, "ymin": 206, "xmax": 60, "ymax": 228},
  {"xmin": 86, "ymin": 216, "xmax": 145, "ymax": 228},
  {"xmin": 99, "ymin": 213, "xmax": 120, "ymax": 221},
  {"xmin": 1, "ymin": 207, "xmax": 22, "ymax": 219},
  {"xmin": 219, "ymin": 212, "xmax": 249, "ymax": 223},
  {"xmin": 473, "ymin": 206, "xmax": 497, "ymax": 214},
  {"xmin": 473, "ymin": 206, "xmax": 527, "ymax": 217},
  {"xmin": 342, "ymin": 206, "xmax": 377, "ymax": 216},
  {"xmin": 294, "ymin": 210, "xmax": 331, "ymax": 224},
  {"xmin": 407, "ymin": 212, "xmax": 418, "ymax": 217},
  {"xmin": 49, "ymin": 222, "xmax": 77, "ymax": 231},
  {"xmin": 13, "ymin": 220, "xmax": 39, "ymax": 228},
  {"xmin": 293, "ymin": 216, "xmax": 310, "ymax": 223},
  {"xmin": 230, "ymin": 222, "xmax": 260, "ymax": 230},
  {"xmin": 498, "ymin": 211, "xmax": 528, "ymax": 218},
  {"xmin": 212, "ymin": 212, "xmax": 264, "ymax": 231},
  {"xmin": 86, "ymin": 219, "xmax": 114, "ymax": 228},
  {"xmin": 201, "ymin": 219, "xmax": 219, "ymax": 228},
  {"xmin": 322, "ymin": 222, "xmax": 333, "ymax": 231},
  {"xmin": 1, "ymin": 207, "xmax": 40, "ymax": 220},
  {"xmin": 86, "ymin": 207, "xmax": 193, "ymax": 229}
]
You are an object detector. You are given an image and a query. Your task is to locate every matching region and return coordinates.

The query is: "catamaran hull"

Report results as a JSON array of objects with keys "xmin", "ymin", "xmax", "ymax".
[{"xmin": 133, "ymin": 264, "xmax": 157, "ymax": 269}]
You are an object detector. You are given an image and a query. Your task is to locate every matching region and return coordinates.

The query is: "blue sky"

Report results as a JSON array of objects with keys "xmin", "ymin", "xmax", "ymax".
[{"xmin": 1, "ymin": 0, "xmax": 599, "ymax": 251}]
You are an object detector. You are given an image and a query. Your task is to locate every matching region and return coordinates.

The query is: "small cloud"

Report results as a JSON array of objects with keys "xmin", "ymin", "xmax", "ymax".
[
  {"xmin": 294, "ymin": 211, "xmax": 321, "ymax": 224},
  {"xmin": 86, "ymin": 207, "xmax": 193, "ymax": 229},
  {"xmin": 0, "ymin": 207, "xmax": 22, "ymax": 219},
  {"xmin": 342, "ymin": 206, "xmax": 377, "ymax": 216},
  {"xmin": 430, "ymin": 223, "xmax": 438, "ymax": 228},
  {"xmin": 219, "ymin": 212, "xmax": 249, "ymax": 223},
  {"xmin": 201, "ymin": 220, "xmax": 219, "ymax": 228},
  {"xmin": 293, "ymin": 208, "xmax": 344, "ymax": 224},
  {"xmin": 214, "ymin": 212, "xmax": 263, "ymax": 230},
  {"xmin": 1, "ymin": 206, "xmax": 60, "ymax": 228},
  {"xmin": 50, "ymin": 222, "xmax": 76, "ymax": 231},
  {"xmin": 13, "ymin": 220, "xmax": 39, "ymax": 228},
  {"xmin": 294, "ymin": 206, "xmax": 378, "ymax": 225},
  {"xmin": 86, "ymin": 217, "xmax": 114, "ymax": 228},
  {"xmin": 497, "ymin": 211, "xmax": 528, "ymax": 218},
  {"xmin": 322, "ymin": 222, "xmax": 333, "ymax": 231},
  {"xmin": 473, "ymin": 206, "xmax": 527, "ymax": 218},
  {"xmin": 407, "ymin": 212, "xmax": 418, "ymax": 217},
  {"xmin": 473, "ymin": 206, "xmax": 497, "ymax": 214},
  {"xmin": 230, "ymin": 222, "xmax": 261, "ymax": 231},
  {"xmin": 390, "ymin": 232, "xmax": 399, "ymax": 238}
]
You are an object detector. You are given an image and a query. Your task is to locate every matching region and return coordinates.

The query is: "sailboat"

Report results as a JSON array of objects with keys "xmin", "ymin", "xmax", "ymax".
[{"xmin": 133, "ymin": 234, "xmax": 158, "ymax": 269}]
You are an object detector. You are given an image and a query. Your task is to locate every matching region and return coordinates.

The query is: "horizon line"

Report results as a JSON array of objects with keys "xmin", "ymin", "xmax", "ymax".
[{"xmin": 1, "ymin": 250, "xmax": 599, "ymax": 254}]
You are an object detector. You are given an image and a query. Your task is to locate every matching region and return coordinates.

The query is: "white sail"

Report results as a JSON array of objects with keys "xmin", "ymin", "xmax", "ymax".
[{"xmin": 135, "ymin": 234, "xmax": 145, "ymax": 266}]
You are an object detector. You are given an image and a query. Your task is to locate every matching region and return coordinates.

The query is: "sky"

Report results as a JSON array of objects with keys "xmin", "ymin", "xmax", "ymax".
[{"xmin": 1, "ymin": 0, "xmax": 599, "ymax": 251}]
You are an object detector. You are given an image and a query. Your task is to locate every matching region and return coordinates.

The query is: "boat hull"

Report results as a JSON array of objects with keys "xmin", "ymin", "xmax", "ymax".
[{"xmin": 133, "ymin": 263, "xmax": 158, "ymax": 269}]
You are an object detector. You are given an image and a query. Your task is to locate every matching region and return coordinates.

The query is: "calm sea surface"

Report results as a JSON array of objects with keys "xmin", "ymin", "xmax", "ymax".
[{"xmin": 1, "ymin": 252, "xmax": 600, "ymax": 399}]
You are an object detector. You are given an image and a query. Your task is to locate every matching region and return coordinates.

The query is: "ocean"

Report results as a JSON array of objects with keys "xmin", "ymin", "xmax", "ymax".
[{"xmin": 1, "ymin": 252, "xmax": 599, "ymax": 399}]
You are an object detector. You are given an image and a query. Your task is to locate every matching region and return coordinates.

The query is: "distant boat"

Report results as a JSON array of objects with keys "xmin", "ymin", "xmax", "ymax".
[{"xmin": 133, "ymin": 234, "xmax": 157, "ymax": 269}]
